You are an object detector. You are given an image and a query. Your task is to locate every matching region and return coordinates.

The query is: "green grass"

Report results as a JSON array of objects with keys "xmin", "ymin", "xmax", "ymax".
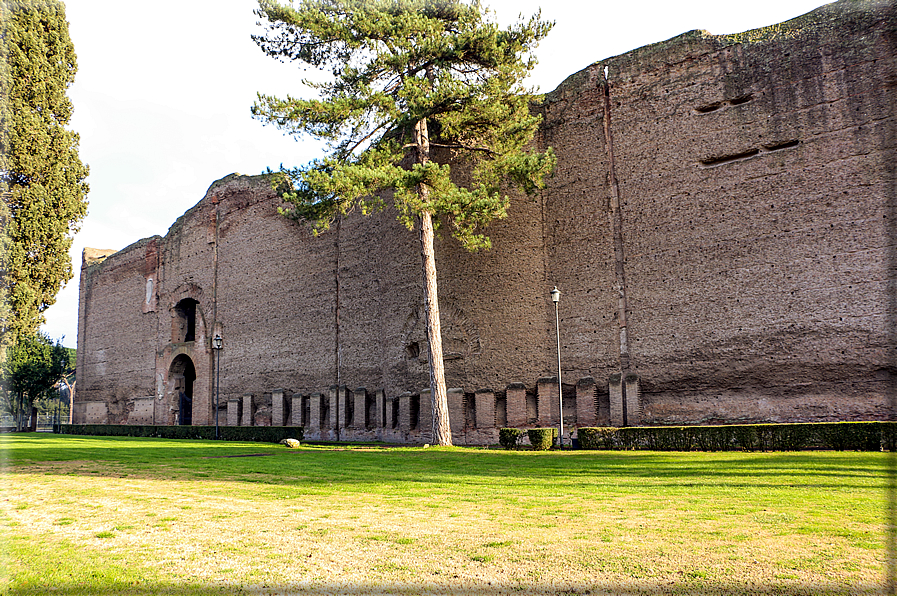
[{"xmin": 1, "ymin": 433, "xmax": 889, "ymax": 594}]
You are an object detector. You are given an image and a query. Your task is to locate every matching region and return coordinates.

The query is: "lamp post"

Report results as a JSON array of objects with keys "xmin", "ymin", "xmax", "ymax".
[
  {"xmin": 550, "ymin": 286, "xmax": 564, "ymax": 448},
  {"xmin": 212, "ymin": 334, "xmax": 223, "ymax": 439}
]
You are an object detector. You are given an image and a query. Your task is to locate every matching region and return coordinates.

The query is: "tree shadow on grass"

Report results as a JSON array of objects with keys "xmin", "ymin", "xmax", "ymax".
[{"xmin": 3, "ymin": 434, "xmax": 886, "ymax": 494}]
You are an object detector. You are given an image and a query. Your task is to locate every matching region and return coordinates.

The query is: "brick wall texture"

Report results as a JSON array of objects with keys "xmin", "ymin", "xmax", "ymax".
[{"xmin": 75, "ymin": 1, "xmax": 896, "ymax": 441}]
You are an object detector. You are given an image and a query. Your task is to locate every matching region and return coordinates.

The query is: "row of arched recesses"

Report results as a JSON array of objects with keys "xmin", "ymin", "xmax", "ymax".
[{"xmin": 169, "ymin": 354, "xmax": 195, "ymax": 425}]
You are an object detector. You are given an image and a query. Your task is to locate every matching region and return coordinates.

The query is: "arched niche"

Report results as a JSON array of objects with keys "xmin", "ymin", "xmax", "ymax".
[{"xmin": 169, "ymin": 354, "xmax": 196, "ymax": 425}]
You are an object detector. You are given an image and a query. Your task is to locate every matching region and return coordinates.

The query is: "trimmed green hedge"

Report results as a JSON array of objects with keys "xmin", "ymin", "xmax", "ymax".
[
  {"xmin": 577, "ymin": 422, "xmax": 896, "ymax": 451},
  {"xmin": 499, "ymin": 428, "xmax": 524, "ymax": 449},
  {"xmin": 527, "ymin": 428, "xmax": 557, "ymax": 451},
  {"xmin": 58, "ymin": 424, "xmax": 303, "ymax": 443}
]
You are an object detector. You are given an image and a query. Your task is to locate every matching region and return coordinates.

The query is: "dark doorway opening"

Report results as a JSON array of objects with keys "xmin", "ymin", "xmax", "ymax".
[{"xmin": 170, "ymin": 355, "xmax": 196, "ymax": 425}]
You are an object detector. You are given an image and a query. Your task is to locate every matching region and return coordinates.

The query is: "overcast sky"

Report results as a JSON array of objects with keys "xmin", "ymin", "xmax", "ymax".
[{"xmin": 42, "ymin": 0, "xmax": 829, "ymax": 347}]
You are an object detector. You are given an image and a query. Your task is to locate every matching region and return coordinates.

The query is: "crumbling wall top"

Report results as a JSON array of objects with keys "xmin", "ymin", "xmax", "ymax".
[
  {"xmin": 543, "ymin": 0, "xmax": 892, "ymax": 105},
  {"xmin": 82, "ymin": 247, "xmax": 117, "ymax": 267}
]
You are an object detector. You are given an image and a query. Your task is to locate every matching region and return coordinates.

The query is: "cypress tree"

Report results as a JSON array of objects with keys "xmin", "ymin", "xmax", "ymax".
[
  {"xmin": 0, "ymin": 0, "xmax": 89, "ymax": 352},
  {"xmin": 253, "ymin": 0, "xmax": 555, "ymax": 445}
]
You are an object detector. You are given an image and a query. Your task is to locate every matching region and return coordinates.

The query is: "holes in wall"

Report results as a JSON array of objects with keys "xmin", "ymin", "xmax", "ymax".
[
  {"xmin": 695, "ymin": 102, "xmax": 722, "ymax": 113},
  {"xmin": 694, "ymin": 93, "xmax": 754, "ymax": 114},
  {"xmin": 701, "ymin": 148, "xmax": 760, "ymax": 167},
  {"xmin": 763, "ymin": 139, "xmax": 800, "ymax": 151},
  {"xmin": 405, "ymin": 342, "xmax": 420, "ymax": 359},
  {"xmin": 700, "ymin": 140, "xmax": 799, "ymax": 168}
]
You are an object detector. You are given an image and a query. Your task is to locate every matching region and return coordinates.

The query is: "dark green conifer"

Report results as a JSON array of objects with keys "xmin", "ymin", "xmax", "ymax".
[{"xmin": 0, "ymin": 0, "xmax": 89, "ymax": 352}]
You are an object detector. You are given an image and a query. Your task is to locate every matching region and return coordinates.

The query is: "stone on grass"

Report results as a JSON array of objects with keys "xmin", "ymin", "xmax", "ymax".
[{"xmin": 280, "ymin": 438, "xmax": 301, "ymax": 448}]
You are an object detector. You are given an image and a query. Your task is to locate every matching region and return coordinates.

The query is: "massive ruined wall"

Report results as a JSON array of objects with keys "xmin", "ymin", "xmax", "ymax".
[
  {"xmin": 75, "ymin": 169, "xmax": 553, "ymax": 432},
  {"xmin": 76, "ymin": 0, "xmax": 895, "ymax": 435},
  {"xmin": 541, "ymin": 0, "xmax": 895, "ymax": 424}
]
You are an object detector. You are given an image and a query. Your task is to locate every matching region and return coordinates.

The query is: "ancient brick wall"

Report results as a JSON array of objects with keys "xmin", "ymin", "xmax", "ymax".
[
  {"xmin": 76, "ymin": 0, "xmax": 895, "ymax": 434},
  {"xmin": 75, "ymin": 241, "xmax": 160, "ymax": 424},
  {"xmin": 541, "ymin": 0, "xmax": 895, "ymax": 424}
]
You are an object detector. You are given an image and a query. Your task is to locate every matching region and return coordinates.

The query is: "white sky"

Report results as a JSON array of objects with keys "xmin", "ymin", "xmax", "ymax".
[{"xmin": 42, "ymin": 0, "xmax": 830, "ymax": 347}]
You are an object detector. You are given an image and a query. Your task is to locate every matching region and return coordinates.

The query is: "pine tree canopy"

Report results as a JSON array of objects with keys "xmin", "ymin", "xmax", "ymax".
[
  {"xmin": 252, "ymin": 0, "xmax": 556, "ymax": 250},
  {"xmin": 0, "ymin": 0, "xmax": 89, "ymax": 349}
]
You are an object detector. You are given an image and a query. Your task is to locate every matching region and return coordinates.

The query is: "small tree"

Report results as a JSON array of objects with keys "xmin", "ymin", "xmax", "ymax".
[
  {"xmin": 253, "ymin": 0, "xmax": 555, "ymax": 445},
  {"xmin": 2, "ymin": 332, "xmax": 69, "ymax": 430}
]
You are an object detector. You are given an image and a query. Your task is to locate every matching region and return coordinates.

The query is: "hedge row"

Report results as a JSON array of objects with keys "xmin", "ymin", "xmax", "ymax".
[
  {"xmin": 58, "ymin": 424, "xmax": 303, "ymax": 443},
  {"xmin": 577, "ymin": 422, "xmax": 896, "ymax": 451}
]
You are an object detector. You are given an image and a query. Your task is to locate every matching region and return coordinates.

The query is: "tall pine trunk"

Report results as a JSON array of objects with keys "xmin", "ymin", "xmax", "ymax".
[{"xmin": 415, "ymin": 117, "xmax": 452, "ymax": 446}]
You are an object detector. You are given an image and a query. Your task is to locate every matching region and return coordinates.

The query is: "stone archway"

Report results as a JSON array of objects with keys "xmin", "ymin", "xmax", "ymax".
[{"xmin": 169, "ymin": 355, "xmax": 196, "ymax": 425}]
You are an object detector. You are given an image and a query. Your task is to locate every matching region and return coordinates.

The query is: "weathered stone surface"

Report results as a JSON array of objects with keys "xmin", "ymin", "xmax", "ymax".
[
  {"xmin": 575, "ymin": 378, "xmax": 598, "ymax": 428},
  {"xmin": 75, "ymin": 1, "xmax": 895, "ymax": 439},
  {"xmin": 474, "ymin": 389, "xmax": 495, "ymax": 430}
]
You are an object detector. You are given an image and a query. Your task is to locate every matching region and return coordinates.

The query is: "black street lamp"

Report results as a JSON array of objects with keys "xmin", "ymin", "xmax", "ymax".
[
  {"xmin": 550, "ymin": 286, "xmax": 564, "ymax": 448},
  {"xmin": 212, "ymin": 334, "xmax": 223, "ymax": 439}
]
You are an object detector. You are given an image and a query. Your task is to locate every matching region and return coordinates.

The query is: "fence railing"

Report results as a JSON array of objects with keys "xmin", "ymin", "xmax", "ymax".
[{"xmin": 1, "ymin": 414, "xmax": 65, "ymax": 432}]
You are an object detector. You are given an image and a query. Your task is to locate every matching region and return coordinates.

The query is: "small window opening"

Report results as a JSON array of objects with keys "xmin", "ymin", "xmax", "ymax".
[
  {"xmin": 406, "ymin": 342, "xmax": 420, "ymax": 359},
  {"xmin": 173, "ymin": 299, "xmax": 198, "ymax": 343}
]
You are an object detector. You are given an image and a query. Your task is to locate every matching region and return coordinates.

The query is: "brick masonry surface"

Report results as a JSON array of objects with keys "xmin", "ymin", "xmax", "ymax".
[{"xmin": 75, "ymin": 1, "xmax": 896, "ymax": 442}]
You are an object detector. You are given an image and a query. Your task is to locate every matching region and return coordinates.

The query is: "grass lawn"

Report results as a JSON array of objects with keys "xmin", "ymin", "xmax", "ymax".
[{"xmin": 1, "ymin": 434, "xmax": 889, "ymax": 595}]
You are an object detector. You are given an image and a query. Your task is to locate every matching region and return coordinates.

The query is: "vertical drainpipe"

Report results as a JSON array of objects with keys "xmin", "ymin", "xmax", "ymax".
[
  {"xmin": 600, "ymin": 65, "xmax": 633, "ymax": 395},
  {"xmin": 334, "ymin": 215, "xmax": 342, "ymax": 388},
  {"xmin": 334, "ymin": 215, "xmax": 342, "ymax": 441}
]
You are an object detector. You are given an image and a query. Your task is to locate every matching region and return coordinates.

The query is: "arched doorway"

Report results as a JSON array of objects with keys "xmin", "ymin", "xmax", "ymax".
[{"xmin": 169, "ymin": 355, "xmax": 196, "ymax": 425}]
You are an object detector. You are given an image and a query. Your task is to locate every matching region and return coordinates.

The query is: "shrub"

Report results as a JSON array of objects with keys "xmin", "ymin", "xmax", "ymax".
[
  {"xmin": 58, "ymin": 424, "xmax": 303, "ymax": 443},
  {"xmin": 527, "ymin": 428, "xmax": 557, "ymax": 451},
  {"xmin": 499, "ymin": 428, "xmax": 524, "ymax": 450}
]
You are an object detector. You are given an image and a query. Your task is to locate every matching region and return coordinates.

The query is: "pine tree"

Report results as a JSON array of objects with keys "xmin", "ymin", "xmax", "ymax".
[
  {"xmin": 0, "ymin": 0, "xmax": 89, "ymax": 352},
  {"xmin": 253, "ymin": 0, "xmax": 555, "ymax": 445}
]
